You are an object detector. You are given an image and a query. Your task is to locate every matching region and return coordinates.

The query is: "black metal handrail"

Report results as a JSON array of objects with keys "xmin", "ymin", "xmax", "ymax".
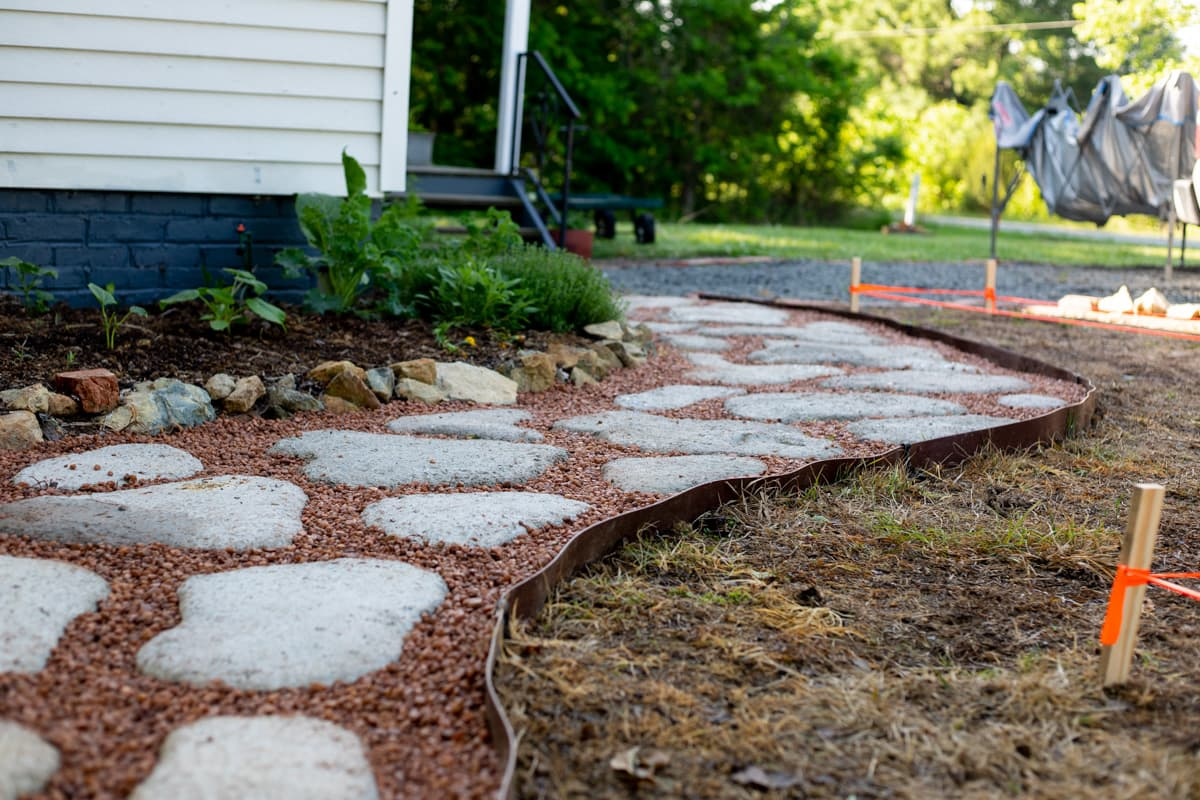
[{"xmin": 509, "ymin": 51, "xmax": 581, "ymax": 249}]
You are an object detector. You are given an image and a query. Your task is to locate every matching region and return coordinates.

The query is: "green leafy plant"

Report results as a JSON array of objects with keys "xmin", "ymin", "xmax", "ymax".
[
  {"xmin": 159, "ymin": 269, "xmax": 286, "ymax": 332},
  {"xmin": 1, "ymin": 256, "xmax": 57, "ymax": 314},
  {"xmin": 88, "ymin": 282, "xmax": 147, "ymax": 350},
  {"xmin": 459, "ymin": 207, "xmax": 525, "ymax": 258},
  {"xmin": 419, "ymin": 258, "xmax": 536, "ymax": 333},
  {"xmin": 276, "ymin": 150, "xmax": 427, "ymax": 314}
]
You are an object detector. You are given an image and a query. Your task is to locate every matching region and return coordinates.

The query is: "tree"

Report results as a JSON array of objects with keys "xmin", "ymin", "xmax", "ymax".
[{"xmin": 1073, "ymin": 0, "xmax": 1192, "ymax": 90}]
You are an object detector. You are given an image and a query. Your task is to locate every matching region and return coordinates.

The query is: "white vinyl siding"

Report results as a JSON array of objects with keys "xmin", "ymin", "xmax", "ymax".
[{"xmin": 0, "ymin": 0, "xmax": 411, "ymax": 195}]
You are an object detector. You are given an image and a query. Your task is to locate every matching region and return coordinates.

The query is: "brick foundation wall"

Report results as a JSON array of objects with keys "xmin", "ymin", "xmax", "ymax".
[{"xmin": 0, "ymin": 190, "xmax": 312, "ymax": 307}]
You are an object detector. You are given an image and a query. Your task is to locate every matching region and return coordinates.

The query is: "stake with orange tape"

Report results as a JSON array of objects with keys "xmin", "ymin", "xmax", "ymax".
[
  {"xmin": 849, "ymin": 257, "xmax": 862, "ymax": 313},
  {"xmin": 984, "ymin": 258, "xmax": 997, "ymax": 312},
  {"xmin": 1099, "ymin": 483, "xmax": 1164, "ymax": 686}
]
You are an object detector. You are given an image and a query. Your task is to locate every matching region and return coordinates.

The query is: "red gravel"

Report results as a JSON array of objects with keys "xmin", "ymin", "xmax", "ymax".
[{"xmin": 0, "ymin": 304, "xmax": 1085, "ymax": 799}]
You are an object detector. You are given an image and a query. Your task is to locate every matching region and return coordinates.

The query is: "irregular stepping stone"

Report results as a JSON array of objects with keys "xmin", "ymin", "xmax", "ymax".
[
  {"xmin": 669, "ymin": 302, "xmax": 791, "ymax": 326},
  {"xmin": 0, "ymin": 556, "xmax": 108, "ymax": 672},
  {"xmin": 998, "ymin": 393, "xmax": 1067, "ymax": 409},
  {"xmin": 0, "ymin": 721, "xmax": 60, "ymax": 799},
  {"xmin": 555, "ymin": 410, "xmax": 840, "ymax": 459},
  {"xmin": 12, "ymin": 444, "xmax": 203, "ymax": 491},
  {"xmin": 362, "ymin": 492, "xmax": 590, "ymax": 547},
  {"xmin": 642, "ymin": 321, "xmax": 695, "ymax": 333},
  {"xmin": 386, "ymin": 409, "xmax": 542, "ymax": 442},
  {"xmin": 750, "ymin": 341, "xmax": 952, "ymax": 369},
  {"xmin": 0, "ymin": 476, "xmax": 306, "ymax": 550},
  {"xmin": 615, "ymin": 384, "xmax": 746, "ymax": 411},
  {"xmin": 823, "ymin": 371, "xmax": 1029, "ymax": 394},
  {"xmin": 661, "ymin": 333, "xmax": 731, "ymax": 351},
  {"xmin": 129, "ymin": 716, "xmax": 377, "ymax": 800},
  {"xmin": 137, "ymin": 558, "xmax": 446, "ymax": 690},
  {"xmin": 847, "ymin": 415, "xmax": 1013, "ymax": 444},
  {"xmin": 270, "ymin": 431, "xmax": 566, "ymax": 487},
  {"xmin": 695, "ymin": 322, "xmax": 887, "ymax": 344},
  {"xmin": 603, "ymin": 455, "xmax": 767, "ymax": 494},
  {"xmin": 622, "ymin": 295, "xmax": 696, "ymax": 311},
  {"xmin": 684, "ymin": 354, "xmax": 842, "ymax": 385},
  {"xmin": 725, "ymin": 392, "xmax": 965, "ymax": 422}
]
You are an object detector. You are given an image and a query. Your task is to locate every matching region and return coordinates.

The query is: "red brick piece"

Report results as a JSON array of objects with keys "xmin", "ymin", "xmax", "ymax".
[{"xmin": 54, "ymin": 368, "xmax": 120, "ymax": 414}]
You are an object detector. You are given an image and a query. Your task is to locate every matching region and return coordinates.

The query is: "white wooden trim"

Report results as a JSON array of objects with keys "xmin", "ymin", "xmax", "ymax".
[
  {"xmin": 0, "ymin": 0, "xmax": 386, "ymax": 34},
  {"xmin": 4, "ymin": 84, "xmax": 381, "ymax": 133},
  {"xmin": 0, "ymin": 11, "xmax": 384, "ymax": 67},
  {"xmin": 0, "ymin": 48, "xmax": 382, "ymax": 100},
  {"xmin": 378, "ymin": 0, "xmax": 414, "ymax": 193},
  {"xmin": 494, "ymin": 0, "xmax": 531, "ymax": 174}
]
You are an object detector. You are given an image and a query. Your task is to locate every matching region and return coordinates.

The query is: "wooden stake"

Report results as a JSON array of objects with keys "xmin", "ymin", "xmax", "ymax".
[
  {"xmin": 850, "ymin": 257, "xmax": 861, "ymax": 313},
  {"xmin": 985, "ymin": 258, "xmax": 998, "ymax": 312},
  {"xmin": 1100, "ymin": 483, "xmax": 1165, "ymax": 687}
]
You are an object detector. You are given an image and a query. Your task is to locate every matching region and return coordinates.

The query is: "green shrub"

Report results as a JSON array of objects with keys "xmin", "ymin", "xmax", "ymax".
[
  {"xmin": 159, "ymin": 268, "xmax": 286, "ymax": 332},
  {"xmin": 418, "ymin": 257, "xmax": 535, "ymax": 333},
  {"xmin": 1, "ymin": 257, "xmax": 56, "ymax": 314},
  {"xmin": 491, "ymin": 244, "xmax": 624, "ymax": 332}
]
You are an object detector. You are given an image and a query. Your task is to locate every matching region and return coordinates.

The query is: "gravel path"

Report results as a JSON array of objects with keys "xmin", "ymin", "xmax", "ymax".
[{"xmin": 600, "ymin": 258, "xmax": 1200, "ymax": 304}]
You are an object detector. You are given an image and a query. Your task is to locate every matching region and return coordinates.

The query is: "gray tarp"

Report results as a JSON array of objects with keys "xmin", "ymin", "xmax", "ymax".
[{"xmin": 990, "ymin": 71, "xmax": 1198, "ymax": 224}]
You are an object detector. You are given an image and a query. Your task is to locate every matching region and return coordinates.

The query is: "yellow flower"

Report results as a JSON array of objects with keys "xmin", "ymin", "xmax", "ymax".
[{"xmin": 464, "ymin": 336, "xmax": 477, "ymax": 347}]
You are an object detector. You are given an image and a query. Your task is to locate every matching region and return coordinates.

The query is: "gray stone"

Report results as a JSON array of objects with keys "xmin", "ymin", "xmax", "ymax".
[
  {"xmin": 269, "ymin": 430, "xmax": 567, "ymax": 487},
  {"xmin": 0, "ymin": 721, "xmax": 60, "ymax": 800},
  {"xmin": 725, "ymin": 392, "xmax": 966, "ymax": 422},
  {"xmin": 684, "ymin": 354, "xmax": 843, "ymax": 385},
  {"xmin": 0, "ymin": 476, "xmax": 307, "ymax": 550},
  {"xmin": 118, "ymin": 379, "xmax": 215, "ymax": 435},
  {"xmin": 583, "ymin": 320, "xmax": 625, "ymax": 340},
  {"xmin": 846, "ymin": 414, "xmax": 1014, "ymax": 444},
  {"xmin": 669, "ymin": 302, "xmax": 791, "ymax": 326},
  {"xmin": 265, "ymin": 376, "xmax": 323, "ymax": 418},
  {"xmin": 601, "ymin": 340, "xmax": 646, "ymax": 368},
  {"xmin": 998, "ymin": 393, "xmax": 1068, "ymax": 409},
  {"xmin": 661, "ymin": 333, "xmax": 731, "ymax": 351},
  {"xmin": 621, "ymin": 295, "xmax": 696, "ymax": 311},
  {"xmin": 615, "ymin": 384, "xmax": 745, "ymax": 411},
  {"xmin": 823, "ymin": 371, "xmax": 1030, "ymax": 394},
  {"xmin": 130, "ymin": 716, "xmax": 377, "ymax": 800},
  {"xmin": 695, "ymin": 322, "xmax": 887, "ymax": 344},
  {"xmin": 365, "ymin": 367, "xmax": 395, "ymax": 402},
  {"xmin": 363, "ymin": 492, "xmax": 590, "ymax": 547},
  {"xmin": 204, "ymin": 373, "xmax": 237, "ymax": 402},
  {"xmin": 13, "ymin": 444, "xmax": 203, "ymax": 490},
  {"xmin": 555, "ymin": 410, "xmax": 840, "ymax": 459},
  {"xmin": 393, "ymin": 378, "xmax": 447, "ymax": 405},
  {"xmin": 435, "ymin": 362, "xmax": 518, "ymax": 405},
  {"xmin": 570, "ymin": 367, "xmax": 598, "ymax": 386},
  {"xmin": 386, "ymin": 409, "xmax": 542, "ymax": 442},
  {"xmin": 603, "ymin": 455, "xmax": 767, "ymax": 494},
  {"xmin": 136, "ymin": 558, "xmax": 447, "ymax": 690},
  {"xmin": 0, "ymin": 556, "xmax": 108, "ymax": 672},
  {"xmin": 749, "ymin": 340, "xmax": 953, "ymax": 369},
  {"xmin": 0, "ymin": 384, "xmax": 49, "ymax": 414},
  {"xmin": 0, "ymin": 412, "xmax": 43, "ymax": 451},
  {"xmin": 222, "ymin": 375, "xmax": 266, "ymax": 414},
  {"xmin": 587, "ymin": 343, "xmax": 623, "ymax": 376},
  {"xmin": 643, "ymin": 321, "xmax": 695, "ymax": 333}
]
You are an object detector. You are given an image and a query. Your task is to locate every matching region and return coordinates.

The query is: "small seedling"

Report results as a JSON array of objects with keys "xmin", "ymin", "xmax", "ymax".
[
  {"xmin": 88, "ymin": 282, "xmax": 147, "ymax": 350},
  {"xmin": 1, "ymin": 256, "xmax": 57, "ymax": 314},
  {"xmin": 159, "ymin": 268, "xmax": 286, "ymax": 332}
]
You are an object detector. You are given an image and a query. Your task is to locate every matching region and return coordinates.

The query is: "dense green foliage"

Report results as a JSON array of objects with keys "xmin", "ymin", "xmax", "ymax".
[{"xmin": 160, "ymin": 269, "xmax": 287, "ymax": 333}]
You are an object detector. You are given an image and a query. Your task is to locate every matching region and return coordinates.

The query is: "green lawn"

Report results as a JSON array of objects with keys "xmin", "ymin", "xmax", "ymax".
[{"xmin": 590, "ymin": 221, "xmax": 1173, "ymax": 267}]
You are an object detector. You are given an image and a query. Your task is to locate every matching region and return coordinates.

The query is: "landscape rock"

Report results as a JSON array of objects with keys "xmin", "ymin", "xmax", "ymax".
[
  {"xmin": 390, "ymin": 358, "xmax": 437, "ymax": 385},
  {"xmin": 136, "ymin": 558, "xmax": 447, "ymax": 689},
  {"xmin": 0, "ymin": 721, "xmax": 60, "ymax": 799},
  {"xmin": 204, "ymin": 373, "xmax": 237, "ymax": 402},
  {"xmin": 129, "ymin": 716, "xmax": 378, "ymax": 800},
  {"xmin": 324, "ymin": 371, "xmax": 381, "ymax": 410},
  {"xmin": 602, "ymin": 455, "xmax": 767, "ymax": 494},
  {"xmin": 307, "ymin": 360, "xmax": 366, "ymax": 385},
  {"xmin": 545, "ymin": 343, "xmax": 589, "ymax": 369},
  {"xmin": 0, "ymin": 555, "xmax": 109, "ymax": 671},
  {"xmin": 119, "ymin": 379, "xmax": 215, "ymax": 435},
  {"xmin": 570, "ymin": 367, "xmax": 598, "ymax": 386},
  {"xmin": 588, "ymin": 343, "xmax": 623, "ymax": 376},
  {"xmin": 363, "ymin": 491, "xmax": 590, "ymax": 547},
  {"xmin": 320, "ymin": 395, "xmax": 361, "ymax": 415},
  {"xmin": 386, "ymin": 409, "xmax": 542, "ymax": 442},
  {"xmin": 0, "ymin": 384, "xmax": 49, "ymax": 414},
  {"xmin": 54, "ymin": 368, "xmax": 119, "ymax": 414},
  {"xmin": 265, "ymin": 376, "xmax": 323, "ymax": 419},
  {"xmin": 603, "ymin": 340, "xmax": 646, "ymax": 368},
  {"xmin": 393, "ymin": 378, "xmax": 447, "ymax": 405},
  {"xmin": 0, "ymin": 411, "xmax": 43, "ymax": 451},
  {"xmin": 365, "ymin": 367, "xmax": 395, "ymax": 402},
  {"xmin": 435, "ymin": 362, "xmax": 518, "ymax": 405},
  {"xmin": 100, "ymin": 406, "xmax": 133, "ymax": 432},
  {"xmin": 46, "ymin": 393, "xmax": 78, "ymax": 418},
  {"xmin": 222, "ymin": 375, "xmax": 266, "ymax": 414},
  {"xmin": 509, "ymin": 352, "xmax": 557, "ymax": 393},
  {"xmin": 13, "ymin": 444, "xmax": 203, "ymax": 490},
  {"xmin": 583, "ymin": 320, "xmax": 624, "ymax": 340},
  {"xmin": 37, "ymin": 415, "xmax": 65, "ymax": 443}
]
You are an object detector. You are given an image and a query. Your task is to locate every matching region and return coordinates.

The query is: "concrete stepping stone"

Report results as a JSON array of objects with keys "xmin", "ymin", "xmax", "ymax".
[
  {"xmin": 13, "ymin": 444, "xmax": 203, "ymax": 491},
  {"xmin": 555, "ymin": 410, "xmax": 841, "ymax": 459},
  {"xmin": 750, "ymin": 341, "xmax": 953, "ymax": 369},
  {"xmin": 846, "ymin": 415, "xmax": 1013, "ymax": 444},
  {"xmin": 622, "ymin": 295, "xmax": 697, "ymax": 311},
  {"xmin": 0, "ymin": 721, "xmax": 59, "ymax": 800},
  {"xmin": 0, "ymin": 476, "xmax": 306, "ymax": 550},
  {"xmin": 643, "ymin": 321, "xmax": 695, "ymax": 333},
  {"xmin": 694, "ymin": 322, "xmax": 887, "ymax": 345},
  {"xmin": 129, "ymin": 716, "xmax": 377, "ymax": 800},
  {"xmin": 362, "ymin": 492, "xmax": 590, "ymax": 547},
  {"xmin": 660, "ymin": 333, "xmax": 731, "ymax": 351},
  {"xmin": 1, "ymin": 556, "xmax": 108, "ymax": 672},
  {"xmin": 137, "ymin": 558, "xmax": 446, "ymax": 690},
  {"xmin": 823, "ymin": 371, "xmax": 1030, "ymax": 394},
  {"xmin": 386, "ymin": 408, "xmax": 542, "ymax": 442},
  {"xmin": 998, "ymin": 393, "xmax": 1067, "ymax": 409},
  {"xmin": 669, "ymin": 302, "xmax": 791, "ymax": 326},
  {"xmin": 684, "ymin": 354, "xmax": 843, "ymax": 385},
  {"xmin": 269, "ymin": 430, "xmax": 566, "ymax": 487},
  {"xmin": 725, "ymin": 392, "xmax": 966, "ymax": 422},
  {"xmin": 615, "ymin": 384, "xmax": 745, "ymax": 411},
  {"xmin": 603, "ymin": 455, "xmax": 767, "ymax": 494}
]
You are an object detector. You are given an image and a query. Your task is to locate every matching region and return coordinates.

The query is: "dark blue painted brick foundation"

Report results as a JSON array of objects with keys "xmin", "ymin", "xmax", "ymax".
[{"xmin": 0, "ymin": 190, "xmax": 312, "ymax": 307}]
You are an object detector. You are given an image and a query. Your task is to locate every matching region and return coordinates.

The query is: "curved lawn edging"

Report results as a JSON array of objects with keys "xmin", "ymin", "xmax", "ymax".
[{"xmin": 484, "ymin": 302, "xmax": 1099, "ymax": 799}]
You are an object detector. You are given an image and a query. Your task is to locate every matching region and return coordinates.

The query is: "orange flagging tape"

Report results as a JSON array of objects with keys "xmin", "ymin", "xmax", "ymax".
[{"xmin": 1099, "ymin": 564, "xmax": 1200, "ymax": 646}]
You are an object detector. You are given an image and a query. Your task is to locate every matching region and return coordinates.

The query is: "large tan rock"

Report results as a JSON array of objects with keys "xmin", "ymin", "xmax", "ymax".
[
  {"xmin": 321, "ymin": 395, "xmax": 362, "ymax": 415},
  {"xmin": 54, "ymin": 368, "xmax": 120, "ymax": 414},
  {"xmin": 223, "ymin": 376, "xmax": 267, "ymax": 414},
  {"xmin": 307, "ymin": 360, "xmax": 366, "ymax": 385},
  {"xmin": 510, "ymin": 352, "xmax": 557, "ymax": 393},
  {"xmin": 390, "ymin": 358, "xmax": 437, "ymax": 386},
  {"xmin": 205, "ymin": 373, "xmax": 237, "ymax": 401},
  {"xmin": 47, "ymin": 392, "xmax": 79, "ymax": 418},
  {"xmin": 589, "ymin": 342, "xmax": 624, "ymax": 375},
  {"xmin": 0, "ymin": 411, "xmax": 43, "ymax": 450},
  {"xmin": 394, "ymin": 378, "xmax": 447, "ymax": 405},
  {"xmin": 435, "ymin": 362, "xmax": 518, "ymax": 405},
  {"xmin": 583, "ymin": 320, "xmax": 624, "ymax": 340},
  {"xmin": 0, "ymin": 383, "xmax": 50, "ymax": 414},
  {"xmin": 324, "ymin": 371, "xmax": 381, "ymax": 410},
  {"xmin": 546, "ymin": 343, "xmax": 588, "ymax": 370}
]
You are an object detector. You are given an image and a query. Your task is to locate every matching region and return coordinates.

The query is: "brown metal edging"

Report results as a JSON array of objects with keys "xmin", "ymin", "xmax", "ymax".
[{"xmin": 485, "ymin": 299, "xmax": 1098, "ymax": 799}]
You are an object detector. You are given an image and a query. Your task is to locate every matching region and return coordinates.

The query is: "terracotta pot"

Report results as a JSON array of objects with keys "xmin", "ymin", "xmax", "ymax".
[{"xmin": 561, "ymin": 229, "xmax": 594, "ymax": 259}]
